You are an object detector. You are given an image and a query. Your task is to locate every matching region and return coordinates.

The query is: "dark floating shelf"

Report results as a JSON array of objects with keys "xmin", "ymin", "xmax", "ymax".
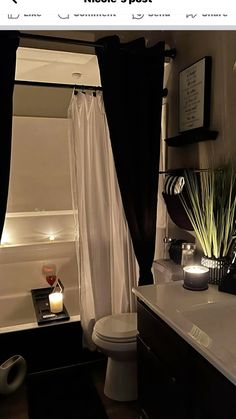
[{"xmin": 165, "ymin": 128, "xmax": 219, "ymax": 147}]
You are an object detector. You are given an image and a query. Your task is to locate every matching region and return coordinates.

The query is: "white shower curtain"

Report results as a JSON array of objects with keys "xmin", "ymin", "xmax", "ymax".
[{"xmin": 68, "ymin": 92, "xmax": 137, "ymax": 348}]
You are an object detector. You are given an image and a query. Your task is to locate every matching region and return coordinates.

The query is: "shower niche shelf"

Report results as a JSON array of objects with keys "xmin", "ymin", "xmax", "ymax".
[
  {"xmin": 5, "ymin": 210, "xmax": 77, "ymax": 218},
  {"xmin": 2, "ymin": 209, "xmax": 76, "ymax": 247}
]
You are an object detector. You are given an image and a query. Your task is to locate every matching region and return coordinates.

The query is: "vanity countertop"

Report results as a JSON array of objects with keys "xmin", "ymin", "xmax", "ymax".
[{"xmin": 133, "ymin": 281, "xmax": 236, "ymax": 385}]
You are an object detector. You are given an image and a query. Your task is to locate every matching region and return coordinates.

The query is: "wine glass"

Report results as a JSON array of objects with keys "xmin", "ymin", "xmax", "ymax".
[
  {"xmin": 42, "ymin": 264, "xmax": 57, "ymax": 287},
  {"xmin": 46, "ymin": 274, "xmax": 57, "ymax": 287}
]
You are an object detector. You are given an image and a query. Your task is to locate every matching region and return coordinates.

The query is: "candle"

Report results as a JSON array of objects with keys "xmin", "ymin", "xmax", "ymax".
[
  {"xmin": 49, "ymin": 292, "xmax": 63, "ymax": 313},
  {"xmin": 183, "ymin": 265, "xmax": 209, "ymax": 291}
]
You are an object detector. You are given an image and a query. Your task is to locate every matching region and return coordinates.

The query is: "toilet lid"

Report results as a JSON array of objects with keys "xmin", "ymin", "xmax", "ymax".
[{"xmin": 94, "ymin": 313, "xmax": 137, "ymax": 341}]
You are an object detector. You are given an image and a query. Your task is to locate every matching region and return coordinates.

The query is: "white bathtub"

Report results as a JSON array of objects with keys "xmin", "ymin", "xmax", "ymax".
[{"xmin": 0, "ymin": 286, "xmax": 80, "ymax": 334}]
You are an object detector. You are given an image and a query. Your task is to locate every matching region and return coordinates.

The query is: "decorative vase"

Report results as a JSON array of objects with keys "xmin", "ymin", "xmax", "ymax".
[
  {"xmin": 0, "ymin": 355, "xmax": 27, "ymax": 395},
  {"xmin": 201, "ymin": 256, "xmax": 229, "ymax": 285}
]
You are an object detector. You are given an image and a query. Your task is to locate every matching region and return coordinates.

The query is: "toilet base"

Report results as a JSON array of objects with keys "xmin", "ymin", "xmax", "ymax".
[{"xmin": 104, "ymin": 357, "xmax": 137, "ymax": 402}]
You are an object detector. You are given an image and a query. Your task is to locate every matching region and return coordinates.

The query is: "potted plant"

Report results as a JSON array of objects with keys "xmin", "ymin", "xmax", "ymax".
[{"xmin": 180, "ymin": 166, "xmax": 236, "ymax": 284}]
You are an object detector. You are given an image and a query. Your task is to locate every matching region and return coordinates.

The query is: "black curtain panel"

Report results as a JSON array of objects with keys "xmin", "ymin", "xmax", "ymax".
[
  {"xmin": 96, "ymin": 36, "xmax": 165, "ymax": 286},
  {"xmin": 0, "ymin": 31, "xmax": 19, "ymax": 240}
]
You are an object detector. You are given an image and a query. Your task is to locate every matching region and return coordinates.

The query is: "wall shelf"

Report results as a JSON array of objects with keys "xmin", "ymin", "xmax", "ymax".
[
  {"xmin": 165, "ymin": 128, "xmax": 218, "ymax": 147},
  {"xmin": 0, "ymin": 239, "xmax": 75, "ymax": 250},
  {"xmin": 5, "ymin": 210, "xmax": 76, "ymax": 218}
]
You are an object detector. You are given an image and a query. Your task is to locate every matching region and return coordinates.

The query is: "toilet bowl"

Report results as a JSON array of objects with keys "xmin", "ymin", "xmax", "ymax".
[
  {"xmin": 153, "ymin": 259, "xmax": 184, "ymax": 283},
  {"xmin": 92, "ymin": 312, "xmax": 137, "ymax": 402}
]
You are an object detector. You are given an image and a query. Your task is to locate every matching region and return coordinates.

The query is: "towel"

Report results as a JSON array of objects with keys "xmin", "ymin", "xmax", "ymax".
[{"xmin": 164, "ymin": 175, "xmax": 185, "ymax": 195}]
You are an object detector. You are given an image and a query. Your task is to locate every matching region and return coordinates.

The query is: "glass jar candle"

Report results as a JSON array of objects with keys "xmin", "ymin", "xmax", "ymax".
[
  {"xmin": 49, "ymin": 292, "xmax": 63, "ymax": 313},
  {"xmin": 183, "ymin": 265, "xmax": 209, "ymax": 291}
]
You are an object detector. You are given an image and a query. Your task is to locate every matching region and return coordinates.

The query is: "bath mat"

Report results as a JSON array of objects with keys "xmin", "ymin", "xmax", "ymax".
[{"xmin": 27, "ymin": 365, "xmax": 108, "ymax": 419}]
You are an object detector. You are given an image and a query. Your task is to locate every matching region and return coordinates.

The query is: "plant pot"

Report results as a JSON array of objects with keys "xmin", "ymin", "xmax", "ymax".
[{"xmin": 201, "ymin": 256, "xmax": 229, "ymax": 285}]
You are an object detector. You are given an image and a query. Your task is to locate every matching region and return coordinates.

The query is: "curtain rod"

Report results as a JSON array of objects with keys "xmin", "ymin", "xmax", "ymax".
[
  {"xmin": 14, "ymin": 80, "xmax": 103, "ymax": 91},
  {"xmin": 14, "ymin": 80, "xmax": 168, "ymax": 97},
  {"xmin": 19, "ymin": 32, "xmax": 176, "ymax": 58},
  {"xmin": 159, "ymin": 168, "xmax": 211, "ymax": 174}
]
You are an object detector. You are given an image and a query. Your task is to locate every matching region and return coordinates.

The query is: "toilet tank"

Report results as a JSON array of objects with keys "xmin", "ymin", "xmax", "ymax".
[{"xmin": 152, "ymin": 259, "xmax": 184, "ymax": 283}]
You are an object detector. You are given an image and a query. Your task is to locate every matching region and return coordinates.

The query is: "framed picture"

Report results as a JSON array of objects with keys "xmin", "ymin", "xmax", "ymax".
[{"xmin": 179, "ymin": 56, "xmax": 212, "ymax": 133}]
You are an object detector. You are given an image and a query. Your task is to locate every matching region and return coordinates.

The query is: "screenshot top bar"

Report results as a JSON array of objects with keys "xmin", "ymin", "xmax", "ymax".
[{"xmin": 0, "ymin": 0, "xmax": 235, "ymax": 28}]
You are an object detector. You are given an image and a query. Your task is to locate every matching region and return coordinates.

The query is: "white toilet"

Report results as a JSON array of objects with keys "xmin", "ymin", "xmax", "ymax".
[
  {"xmin": 92, "ymin": 312, "xmax": 137, "ymax": 402},
  {"xmin": 152, "ymin": 259, "xmax": 184, "ymax": 283}
]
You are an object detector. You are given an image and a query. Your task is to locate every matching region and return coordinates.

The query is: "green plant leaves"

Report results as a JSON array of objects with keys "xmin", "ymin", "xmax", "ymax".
[{"xmin": 180, "ymin": 167, "xmax": 236, "ymax": 258}]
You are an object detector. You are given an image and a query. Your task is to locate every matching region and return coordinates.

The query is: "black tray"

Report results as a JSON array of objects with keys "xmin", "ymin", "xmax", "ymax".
[{"xmin": 31, "ymin": 287, "xmax": 70, "ymax": 325}]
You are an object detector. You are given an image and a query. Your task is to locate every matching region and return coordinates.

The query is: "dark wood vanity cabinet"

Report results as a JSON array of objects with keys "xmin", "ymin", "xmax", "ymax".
[
  {"xmin": 191, "ymin": 353, "xmax": 236, "ymax": 419},
  {"xmin": 137, "ymin": 337, "xmax": 189, "ymax": 419},
  {"xmin": 137, "ymin": 300, "xmax": 192, "ymax": 419},
  {"xmin": 137, "ymin": 299, "xmax": 236, "ymax": 419}
]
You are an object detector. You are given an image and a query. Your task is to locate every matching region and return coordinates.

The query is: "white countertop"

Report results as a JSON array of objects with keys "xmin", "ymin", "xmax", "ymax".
[{"xmin": 133, "ymin": 281, "xmax": 236, "ymax": 385}]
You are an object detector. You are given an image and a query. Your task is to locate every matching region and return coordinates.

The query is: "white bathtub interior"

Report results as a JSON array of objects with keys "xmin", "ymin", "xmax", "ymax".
[
  {"xmin": 0, "ymin": 114, "xmax": 81, "ymax": 332},
  {"xmin": 0, "ymin": 287, "xmax": 80, "ymax": 331},
  {"xmin": 0, "ymin": 241, "xmax": 80, "ymax": 333},
  {"xmin": 0, "ymin": 46, "xmax": 101, "ymax": 332}
]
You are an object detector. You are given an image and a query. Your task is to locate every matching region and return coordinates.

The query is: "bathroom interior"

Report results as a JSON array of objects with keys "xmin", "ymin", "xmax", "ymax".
[{"xmin": 1, "ymin": 30, "xmax": 236, "ymax": 419}]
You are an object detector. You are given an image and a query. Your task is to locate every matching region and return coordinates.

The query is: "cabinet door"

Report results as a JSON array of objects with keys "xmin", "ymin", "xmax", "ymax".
[
  {"xmin": 137, "ymin": 301, "xmax": 190, "ymax": 372},
  {"xmin": 137, "ymin": 336, "xmax": 188, "ymax": 419},
  {"xmin": 192, "ymin": 352, "xmax": 236, "ymax": 419}
]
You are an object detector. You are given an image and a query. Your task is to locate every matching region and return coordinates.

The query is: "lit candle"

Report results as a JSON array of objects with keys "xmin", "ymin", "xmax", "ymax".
[
  {"xmin": 183, "ymin": 265, "xmax": 209, "ymax": 291},
  {"xmin": 49, "ymin": 292, "xmax": 63, "ymax": 313}
]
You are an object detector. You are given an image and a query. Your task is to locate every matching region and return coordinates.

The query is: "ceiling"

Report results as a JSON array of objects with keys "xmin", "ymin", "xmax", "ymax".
[{"xmin": 16, "ymin": 46, "xmax": 101, "ymax": 86}]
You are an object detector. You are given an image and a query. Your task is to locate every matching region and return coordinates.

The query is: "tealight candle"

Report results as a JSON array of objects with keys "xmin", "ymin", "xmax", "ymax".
[
  {"xmin": 49, "ymin": 292, "xmax": 63, "ymax": 313},
  {"xmin": 183, "ymin": 265, "xmax": 209, "ymax": 291}
]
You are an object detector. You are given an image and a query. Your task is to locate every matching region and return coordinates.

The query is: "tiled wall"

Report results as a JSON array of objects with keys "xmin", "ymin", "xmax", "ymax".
[{"xmin": 0, "ymin": 241, "xmax": 79, "ymax": 297}]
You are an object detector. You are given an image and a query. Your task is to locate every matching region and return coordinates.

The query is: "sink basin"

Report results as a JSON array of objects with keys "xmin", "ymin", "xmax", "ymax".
[{"xmin": 181, "ymin": 301, "xmax": 236, "ymax": 353}]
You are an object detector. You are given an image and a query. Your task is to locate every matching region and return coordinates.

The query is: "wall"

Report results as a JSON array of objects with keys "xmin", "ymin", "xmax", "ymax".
[
  {"xmin": 163, "ymin": 30, "xmax": 236, "ymax": 241},
  {"xmin": 8, "ymin": 117, "xmax": 72, "ymax": 213},
  {"xmin": 167, "ymin": 31, "xmax": 236, "ymax": 167},
  {"xmin": 0, "ymin": 242, "xmax": 78, "ymax": 298},
  {"xmin": 13, "ymin": 85, "xmax": 72, "ymax": 118}
]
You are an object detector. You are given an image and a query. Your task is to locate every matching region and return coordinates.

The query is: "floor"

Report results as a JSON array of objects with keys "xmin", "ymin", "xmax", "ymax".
[
  {"xmin": 0, "ymin": 360, "xmax": 142, "ymax": 419},
  {"xmin": 0, "ymin": 386, "xmax": 28, "ymax": 419},
  {"xmin": 90, "ymin": 361, "xmax": 142, "ymax": 419}
]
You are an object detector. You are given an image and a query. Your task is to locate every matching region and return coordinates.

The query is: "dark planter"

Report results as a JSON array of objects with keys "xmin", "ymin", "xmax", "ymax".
[{"xmin": 201, "ymin": 256, "xmax": 229, "ymax": 285}]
